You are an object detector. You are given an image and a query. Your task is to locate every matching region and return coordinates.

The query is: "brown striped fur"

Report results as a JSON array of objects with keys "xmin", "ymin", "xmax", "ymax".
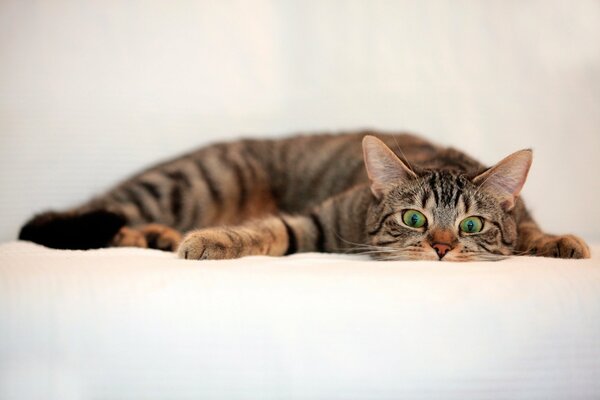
[{"xmin": 19, "ymin": 131, "xmax": 590, "ymax": 261}]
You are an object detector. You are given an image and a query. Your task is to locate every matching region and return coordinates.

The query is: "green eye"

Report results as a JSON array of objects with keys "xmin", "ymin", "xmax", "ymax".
[
  {"xmin": 460, "ymin": 216, "xmax": 484, "ymax": 233},
  {"xmin": 402, "ymin": 210, "xmax": 427, "ymax": 228}
]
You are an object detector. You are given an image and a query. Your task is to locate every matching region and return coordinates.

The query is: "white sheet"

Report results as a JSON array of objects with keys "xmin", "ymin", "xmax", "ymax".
[{"xmin": 1, "ymin": 241, "xmax": 599, "ymax": 400}]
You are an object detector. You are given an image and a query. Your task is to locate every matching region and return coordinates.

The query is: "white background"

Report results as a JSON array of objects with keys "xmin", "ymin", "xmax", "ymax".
[{"xmin": 1, "ymin": 0, "xmax": 599, "ymax": 243}]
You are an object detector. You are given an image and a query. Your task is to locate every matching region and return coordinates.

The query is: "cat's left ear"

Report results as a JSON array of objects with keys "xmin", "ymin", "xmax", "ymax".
[
  {"xmin": 362, "ymin": 135, "xmax": 417, "ymax": 199},
  {"xmin": 473, "ymin": 149, "xmax": 532, "ymax": 211}
]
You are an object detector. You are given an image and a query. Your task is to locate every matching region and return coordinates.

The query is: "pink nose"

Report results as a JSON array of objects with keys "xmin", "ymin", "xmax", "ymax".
[{"xmin": 432, "ymin": 243, "xmax": 452, "ymax": 259}]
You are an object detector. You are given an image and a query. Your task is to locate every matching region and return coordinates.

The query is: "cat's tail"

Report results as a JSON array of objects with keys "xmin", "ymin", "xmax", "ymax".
[{"xmin": 18, "ymin": 208, "xmax": 127, "ymax": 250}]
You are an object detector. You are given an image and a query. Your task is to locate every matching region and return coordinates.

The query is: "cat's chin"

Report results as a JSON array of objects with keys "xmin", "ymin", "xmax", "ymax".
[
  {"xmin": 369, "ymin": 250, "xmax": 440, "ymax": 262},
  {"xmin": 444, "ymin": 252, "xmax": 508, "ymax": 262}
]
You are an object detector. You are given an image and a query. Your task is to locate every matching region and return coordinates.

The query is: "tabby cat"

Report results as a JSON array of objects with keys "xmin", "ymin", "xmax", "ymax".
[{"xmin": 19, "ymin": 132, "xmax": 590, "ymax": 261}]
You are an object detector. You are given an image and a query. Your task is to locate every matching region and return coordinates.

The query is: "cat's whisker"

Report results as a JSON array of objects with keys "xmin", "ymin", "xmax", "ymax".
[
  {"xmin": 465, "ymin": 251, "xmax": 509, "ymax": 261},
  {"xmin": 511, "ymin": 249, "xmax": 537, "ymax": 256},
  {"xmin": 392, "ymin": 136, "xmax": 426, "ymax": 192},
  {"xmin": 331, "ymin": 230, "xmax": 392, "ymax": 254},
  {"xmin": 342, "ymin": 243, "xmax": 400, "ymax": 255}
]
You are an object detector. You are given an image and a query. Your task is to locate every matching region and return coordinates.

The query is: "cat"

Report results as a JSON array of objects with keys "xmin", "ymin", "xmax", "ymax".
[{"xmin": 19, "ymin": 131, "xmax": 590, "ymax": 261}]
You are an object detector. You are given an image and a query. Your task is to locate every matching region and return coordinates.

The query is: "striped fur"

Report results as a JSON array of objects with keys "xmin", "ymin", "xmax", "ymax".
[{"xmin": 19, "ymin": 131, "xmax": 590, "ymax": 261}]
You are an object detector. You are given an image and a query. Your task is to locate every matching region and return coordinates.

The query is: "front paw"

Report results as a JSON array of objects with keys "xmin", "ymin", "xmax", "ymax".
[
  {"xmin": 177, "ymin": 229, "xmax": 243, "ymax": 260},
  {"xmin": 531, "ymin": 234, "xmax": 590, "ymax": 259}
]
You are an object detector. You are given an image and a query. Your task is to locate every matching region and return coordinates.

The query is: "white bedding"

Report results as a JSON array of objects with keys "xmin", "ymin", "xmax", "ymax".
[{"xmin": 1, "ymin": 241, "xmax": 599, "ymax": 400}]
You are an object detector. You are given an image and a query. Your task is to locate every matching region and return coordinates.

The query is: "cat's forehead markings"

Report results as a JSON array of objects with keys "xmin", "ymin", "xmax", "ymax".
[
  {"xmin": 432, "ymin": 206, "xmax": 459, "ymax": 228},
  {"xmin": 421, "ymin": 187, "xmax": 435, "ymax": 209},
  {"xmin": 455, "ymin": 194, "xmax": 468, "ymax": 215}
]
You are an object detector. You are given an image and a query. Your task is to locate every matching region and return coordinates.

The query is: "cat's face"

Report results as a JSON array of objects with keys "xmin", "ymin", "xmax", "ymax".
[{"xmin": 362, "ymin": 136, "xmax": 532, "ymax": 261}]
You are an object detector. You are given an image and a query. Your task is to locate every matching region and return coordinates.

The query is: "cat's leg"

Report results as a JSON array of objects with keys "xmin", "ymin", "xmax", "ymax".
[
  {"xmin": 177, "ymin": 213, "xmax": 339, "ymax": 260},
  {"xmin": 515, "ymin": 219, "xmax": 590, "ymax": 259},
  {"xmin": 98, "ymin": 141, "xmax": 278, "ymax": 252},
  {"xmin": 177, "ymin": 216, "xmax": 290, "ymax": 259},
  {"xmin": 111, "ymin": 224, "xmax": 182, "ymax": 251},
  {"xmin": 178, "ymin": 186, "xmax": 371, "ymax": 260}
]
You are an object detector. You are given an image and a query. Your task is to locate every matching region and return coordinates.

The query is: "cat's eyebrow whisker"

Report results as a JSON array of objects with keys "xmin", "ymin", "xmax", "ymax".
[
  {"xmin": 392, "ymin": 137, "xmax": 415, "ymax": 172},
  {"xmin": 405, "ymin": 184, "xmax": 425, "ymax": 200},
  {"xmin": 392, "ymin": 136, "xmax": 427, "ymax": 194}
]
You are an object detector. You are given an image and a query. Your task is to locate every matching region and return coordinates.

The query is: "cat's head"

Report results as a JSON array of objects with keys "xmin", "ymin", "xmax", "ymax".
[{"xmin": 362, "ymin": 135, "xmax": 532, "ymax": 261}]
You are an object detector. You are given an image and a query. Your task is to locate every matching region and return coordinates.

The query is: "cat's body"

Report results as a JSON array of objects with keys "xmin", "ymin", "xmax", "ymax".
[{"xmin": 19, "ymin": 131, "xmax": 590, "ymax": 261}]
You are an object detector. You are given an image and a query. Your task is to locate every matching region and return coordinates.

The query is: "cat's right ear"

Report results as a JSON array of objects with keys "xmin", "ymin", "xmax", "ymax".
[
  {"xmin": 472, "ymin": 149, "xmax": 532, "ymax": 211},
  {"xmin": 362, "ymin": 135, "xmax": 417, "ymax": 199}
]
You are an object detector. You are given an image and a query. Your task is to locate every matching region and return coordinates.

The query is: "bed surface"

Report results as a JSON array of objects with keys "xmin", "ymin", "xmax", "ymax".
[{"xmin": 1, "ymin": 241, "xmax": 599, "ymax": 399}]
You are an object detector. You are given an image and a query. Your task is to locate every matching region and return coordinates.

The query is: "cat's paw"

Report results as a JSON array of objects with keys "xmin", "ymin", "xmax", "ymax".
[
  {"xmin": 139, "ymin": 224, "xmax": 182, "ymax": 251},
  {"xmin": 178, "ymin": 229, "xmax": 244, "ymax": 260},
  {"xmin": 111, "ymin": 226, "xmax": 148, "ymax": 248},
  {"xmin": 530, "ymin": 234, "xmax": 590, "ymax": 259},
  {"xmin": 111, "ymin": 224, "xmax": 181, "ymax": 251}
]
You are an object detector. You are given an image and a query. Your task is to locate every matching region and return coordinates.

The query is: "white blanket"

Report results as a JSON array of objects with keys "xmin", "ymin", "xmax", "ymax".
[{"xmin": 1, "ymin": 241, "xmax": 599, "ymax": 400}]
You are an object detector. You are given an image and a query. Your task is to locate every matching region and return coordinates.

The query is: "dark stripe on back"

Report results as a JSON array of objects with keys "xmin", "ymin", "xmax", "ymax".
[
  {"xmin": 186, "ymin": 201, "xmax": 200, "ymax": 230},
  {"xmin": 165, "ymin": 170, "xmax": 192, "ymax": 187},
  {"xmin": 165, "ymin": 170, "xmax": 193, "ymax": 228},
  {"xmin": 193, "ymin": 158, "xmax": 223, "ymax": 203},
  {"xmin": 310, "ymin": 213, "xmax": 326, "ymax": 252},
  {"xmin": 310, "ymin": 140, "xmax": 357, "ymax": 189},
  {"xmin": 139, "ymin": 181, "xmax": 162, "ymax": 200},
  {"xmin": 169, "ymin": 184, "xmax": 183, "ymax": 226},
  {"xmin": 215, "ymin": 146, "xmax": 247, "ymax": 210},
  {"xmin": 230, "ymin": 161, "xmax": 248, "ymax": 210},
  {"xmin": 240, "ymin": 146, "xmax": 259, "ymax": 182},
  {"xmin": 121, "ymin": 187, "xmax": 155, "ymax": 222},
  {"xmin": 281, "ymin": 218, "xmax": 297, "ymax": 255}
]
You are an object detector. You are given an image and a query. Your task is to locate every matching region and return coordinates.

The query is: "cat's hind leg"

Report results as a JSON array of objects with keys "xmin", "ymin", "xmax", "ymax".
[{"xmin": 111, "ymin": 224, "xmax": 182, "ymax": 251}]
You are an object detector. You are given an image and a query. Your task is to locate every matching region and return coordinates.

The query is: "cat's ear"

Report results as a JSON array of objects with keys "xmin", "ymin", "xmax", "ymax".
[
  {"xmin": 473, "ymin": 149, "xmax": 532, "ymax": 211},
  {"xmin": 362, "ymin": 135, "xmax": 417, "ymax": 199}
]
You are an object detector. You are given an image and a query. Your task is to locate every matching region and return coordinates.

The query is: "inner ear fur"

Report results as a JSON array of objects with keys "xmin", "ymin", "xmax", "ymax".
[
  {"xmin": 362, "ymin": 135, "xmax": 417, "ymax": 199},
  {"xmin": 473, "ymin": 149, "xmax": 532, "ymax": 210}
]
